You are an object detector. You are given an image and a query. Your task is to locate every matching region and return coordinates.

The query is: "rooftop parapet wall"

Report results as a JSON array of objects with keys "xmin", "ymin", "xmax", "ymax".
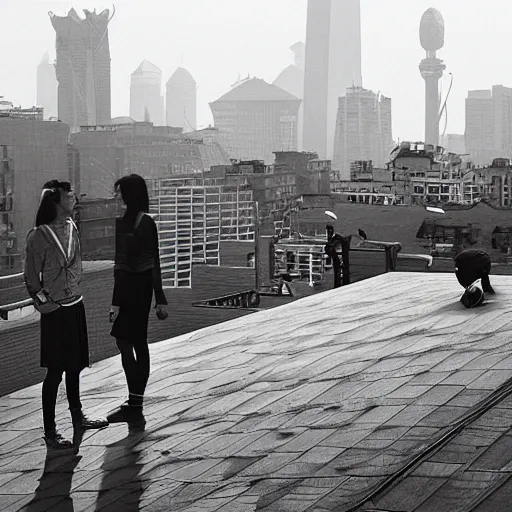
[{"xmin": 0, "ymin": 263, "xmax": 255, "ymax": 397}]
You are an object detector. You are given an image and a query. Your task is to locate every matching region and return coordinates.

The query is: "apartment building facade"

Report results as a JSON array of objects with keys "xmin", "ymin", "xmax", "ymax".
[
  {"xmin": 0, "ymin": 116, "xmax": 70, "ymax": 273},
  {"xmin": 71, "ymin": 120, "xmax": 230, "ymax": 199}
]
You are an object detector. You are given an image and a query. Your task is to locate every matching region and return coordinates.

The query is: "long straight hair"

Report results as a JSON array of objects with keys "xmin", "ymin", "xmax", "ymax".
[
  {"xmin": 35, "ymin": 180, "xmax": 71, "ymax": 227},
  {"xmin": 114, "ymin": 174, "xmax": 149, "ymax": 221}
]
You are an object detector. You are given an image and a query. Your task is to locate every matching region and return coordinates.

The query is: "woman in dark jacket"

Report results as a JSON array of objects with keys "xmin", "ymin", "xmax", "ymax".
[
  {"xmin": 107, "ymin": 174, "xmax": 168, "ymax": 423},
  {"xmin": 24, "ymin": 180, "xmax": 108, "ymax": 450}
]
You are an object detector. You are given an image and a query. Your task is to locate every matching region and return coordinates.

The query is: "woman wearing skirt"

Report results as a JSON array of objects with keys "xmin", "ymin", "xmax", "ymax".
[
  {"xmin": 107, "ymin": 174, "xmax": 168, "ymax": 424},
  {"xmin": 24, "ymin": 180, "xmax": 108, "ymax": 450}
]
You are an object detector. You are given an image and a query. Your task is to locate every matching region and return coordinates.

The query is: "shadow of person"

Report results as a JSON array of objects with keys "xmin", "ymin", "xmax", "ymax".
[
  {"xmin": 21, "ymin": 427, "xmax": 87, "ymax": 512},
  {"xmin": 94, "ymin": 417, "xmax": 147, "ymax": 512}
]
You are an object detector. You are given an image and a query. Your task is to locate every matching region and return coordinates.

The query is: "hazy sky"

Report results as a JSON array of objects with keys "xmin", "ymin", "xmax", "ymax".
[{"xmin": 1, "ymin": 0, "xmax": 511, "ymax": 142}]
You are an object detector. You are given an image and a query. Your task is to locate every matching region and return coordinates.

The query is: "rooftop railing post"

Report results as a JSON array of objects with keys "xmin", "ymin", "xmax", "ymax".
[
  {"xmin": 341, "ymin": 235, "xmax": 351, "ymax": 285},
  {"xmin": 254, "ymin": 200, "xmax": 260, "ymax": 290}
]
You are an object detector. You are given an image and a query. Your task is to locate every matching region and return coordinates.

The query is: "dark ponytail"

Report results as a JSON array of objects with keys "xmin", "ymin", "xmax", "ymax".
[{"xmin": 35, "ymin": 180, "xmax": 71, "ymax": 227}]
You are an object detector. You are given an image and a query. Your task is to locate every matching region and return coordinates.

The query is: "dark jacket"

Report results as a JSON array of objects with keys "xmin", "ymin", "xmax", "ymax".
[{"xmin": 112, "ymin": 212, "xmax": 167, "ymax": 307}]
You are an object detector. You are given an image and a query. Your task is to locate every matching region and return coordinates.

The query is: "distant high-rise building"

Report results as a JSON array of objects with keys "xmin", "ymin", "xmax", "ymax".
[
  {"xmin": 465, "ymin": 86, "xmax": 512, "ymax": 166},
  {"xmin": 303, "ymin": 0, "xmax": 362, "ymax": 160},
  {"xmin": 274, "ymin": 42, "xmax": 305, "ymax": 150},
  {"xmin": 440, "ymin": 134, "xmax": 466, "ymax": 155},
  {"xmin": 210, "ymin": 78, "xmax": 301, "ymax": 164},
  {"xmin": 36, "ymin": 53, "xmax": 58, "ymax": 119},
  {"xmin": 130, "ymin": 60, "xmax": 164, "ymax": 125},
  {"xmin": 333, "ymin": 86, "xmax": 393, "ymax": 179},
  {"xmin": 50, "ymin": 8, "xmax": 112, "ymax": 130},
  {"xmin": 492, "ymin": 85, "xmax": 512, "ymax": 157},
  {"xmin": 166, "ymin": 67, "xmax": 197, "ymax": 132}
]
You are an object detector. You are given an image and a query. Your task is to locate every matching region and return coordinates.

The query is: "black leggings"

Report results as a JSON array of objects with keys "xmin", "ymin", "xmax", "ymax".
[
  {"xmin": 116, "ymin": 339, "xmax": 150, "ymax": 398},
  {"xmin": 42, "ymin": 369, "xmax": 82, "ymax": 432}
]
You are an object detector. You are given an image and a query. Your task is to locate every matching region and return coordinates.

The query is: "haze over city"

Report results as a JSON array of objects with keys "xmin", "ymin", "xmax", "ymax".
[
  {"xmin": 2, "ymin": 0, "xmax": 512, "ymax": 141},
  {"xmin": 5, "ymin": 1, "xmax": 512, "ymax": 510}
]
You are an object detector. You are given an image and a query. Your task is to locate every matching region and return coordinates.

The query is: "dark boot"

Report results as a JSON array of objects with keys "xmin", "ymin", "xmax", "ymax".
[
  {"xmin": 107, "ymin": 401, "xmax": 145, "ymax": 426},
  {"xmin": 44, "ymin": 429, "xmax": 73, "ymax": 450},
  {"xmin": 71, "ymin": 409, "xmax": 109, "ymax": 430}
]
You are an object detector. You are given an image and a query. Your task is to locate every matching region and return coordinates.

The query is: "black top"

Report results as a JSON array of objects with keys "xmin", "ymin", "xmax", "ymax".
[
  {"xmin": 454, "ymin": 249, "xmax": 491, "ymax": 271},
  {"xmin": 112, "ymin": 212, "xmax": 167, "ymax": 306}
]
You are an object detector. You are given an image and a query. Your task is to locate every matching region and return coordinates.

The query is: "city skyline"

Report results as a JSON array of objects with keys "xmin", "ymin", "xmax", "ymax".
[{"xmin": 2, "ymin": 0, "xmax": 512, "ymax": 142}]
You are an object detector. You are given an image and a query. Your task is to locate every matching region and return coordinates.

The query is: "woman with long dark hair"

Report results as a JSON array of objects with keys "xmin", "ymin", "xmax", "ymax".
[
  {"xmin": 24, "ymin": 180, "xmax": 108, "ymax": 450},
  {"xmin": 107, "ymin": 174, "xmax": 168, "ymax": 424}
]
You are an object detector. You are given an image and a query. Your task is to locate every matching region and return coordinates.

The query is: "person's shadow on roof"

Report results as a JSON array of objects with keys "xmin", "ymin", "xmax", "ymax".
[
  {"xmin": 21, "ymin": 428, "xmax": 86, "ymax": 512},
  {"xmin": 94, "ymin": 422, "xmax": 147, "ymax": 512}
]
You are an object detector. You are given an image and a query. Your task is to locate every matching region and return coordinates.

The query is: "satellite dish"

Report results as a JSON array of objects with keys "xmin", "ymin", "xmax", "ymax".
[
  {"xmin": 426, "ymin": 206, "xmax": 445, "ymax": 214},
  {"xmin": 325, "ymin": 210, "xmax": 338, "ymax": 221}
]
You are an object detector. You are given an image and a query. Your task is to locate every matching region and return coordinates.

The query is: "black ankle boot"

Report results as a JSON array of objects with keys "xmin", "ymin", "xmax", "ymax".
[
  {"xmin": 107, "ymin": 403, "xmax": 145, "ymax": 426},
  {"xmin": 44, "ymin": 429, "xmax": 73, "ymax": 450},
  {"xmin": 71, "ymin": 409, "xmax": 109, "ymax": 430}
]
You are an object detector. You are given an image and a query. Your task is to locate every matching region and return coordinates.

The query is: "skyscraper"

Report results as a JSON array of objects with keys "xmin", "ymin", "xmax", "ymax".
[
  {"xmin": 273, "ymin": 42, "xmax": 305, "ymax": 150},
  {"xmin": 50, "ymin": 8, "xmax": 112, "ymax": 130},
  {"xmin": 303, "ymin": 0, "xmax": 362, "ymax": 160},
  {"xmin": 166, "ymin": 67, "xmax": 197, "ymax": 132},
  {"xmin": 210, "ymin": 78, "xmax": 301, "ymax": 163},
  {"xmin": 36, "ymin": 53, "xmax": 58, "ymax": 120},
  {"xmin": 333, "ymin": 86, "xmax": 393, "ymax": 178},
  {"xmin": 130, "ymin": 60, "xmax": 164, "ymax": 125},
  {"xmin": 465, "ymin": 86, "xmax": 512, "ymax": 166}
]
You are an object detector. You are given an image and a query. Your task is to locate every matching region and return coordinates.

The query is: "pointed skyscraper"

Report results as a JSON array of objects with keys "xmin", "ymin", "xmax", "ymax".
[
  {"xmin": 166, "ymin": 67, "xmax": 197, "ymax": 132},
  {"xmin": 130, "ymin": 60, "xmax": 164, "ymax": 125},
  {"xmin": 36, "ymin": 52, "xmax": 58, "ymax": 119},
  {"xmin": 303, "ymin": 0, "xmax": 362, "ymax": 159}
]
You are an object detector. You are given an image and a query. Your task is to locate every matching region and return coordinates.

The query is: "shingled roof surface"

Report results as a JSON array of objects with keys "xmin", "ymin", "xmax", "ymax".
[{"xmin": 1, "ymin": 272, "xmax": 512, "ymax": 511}]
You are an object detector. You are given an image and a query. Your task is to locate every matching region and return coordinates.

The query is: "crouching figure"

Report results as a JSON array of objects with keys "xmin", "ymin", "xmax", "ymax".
[{"xmin": 454, "ymin": 249, "xmax": 495, "ymax": 309}]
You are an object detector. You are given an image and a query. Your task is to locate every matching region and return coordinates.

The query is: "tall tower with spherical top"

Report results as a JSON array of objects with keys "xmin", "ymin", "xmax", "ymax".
[{"xmin": 419, "ymin": 7, "xmax": 446, "ymax": 146}]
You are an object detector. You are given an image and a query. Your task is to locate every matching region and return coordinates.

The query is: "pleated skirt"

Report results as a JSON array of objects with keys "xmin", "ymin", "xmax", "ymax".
[{"xmin": 40, "ymin": 301, "xmax": 90, "ymax": 371}]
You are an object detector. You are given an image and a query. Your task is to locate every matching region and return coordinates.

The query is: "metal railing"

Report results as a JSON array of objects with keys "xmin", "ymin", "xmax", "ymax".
[{"xmin": 0, "ymin": 298, "xmax": 34, "ymax": 320}]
